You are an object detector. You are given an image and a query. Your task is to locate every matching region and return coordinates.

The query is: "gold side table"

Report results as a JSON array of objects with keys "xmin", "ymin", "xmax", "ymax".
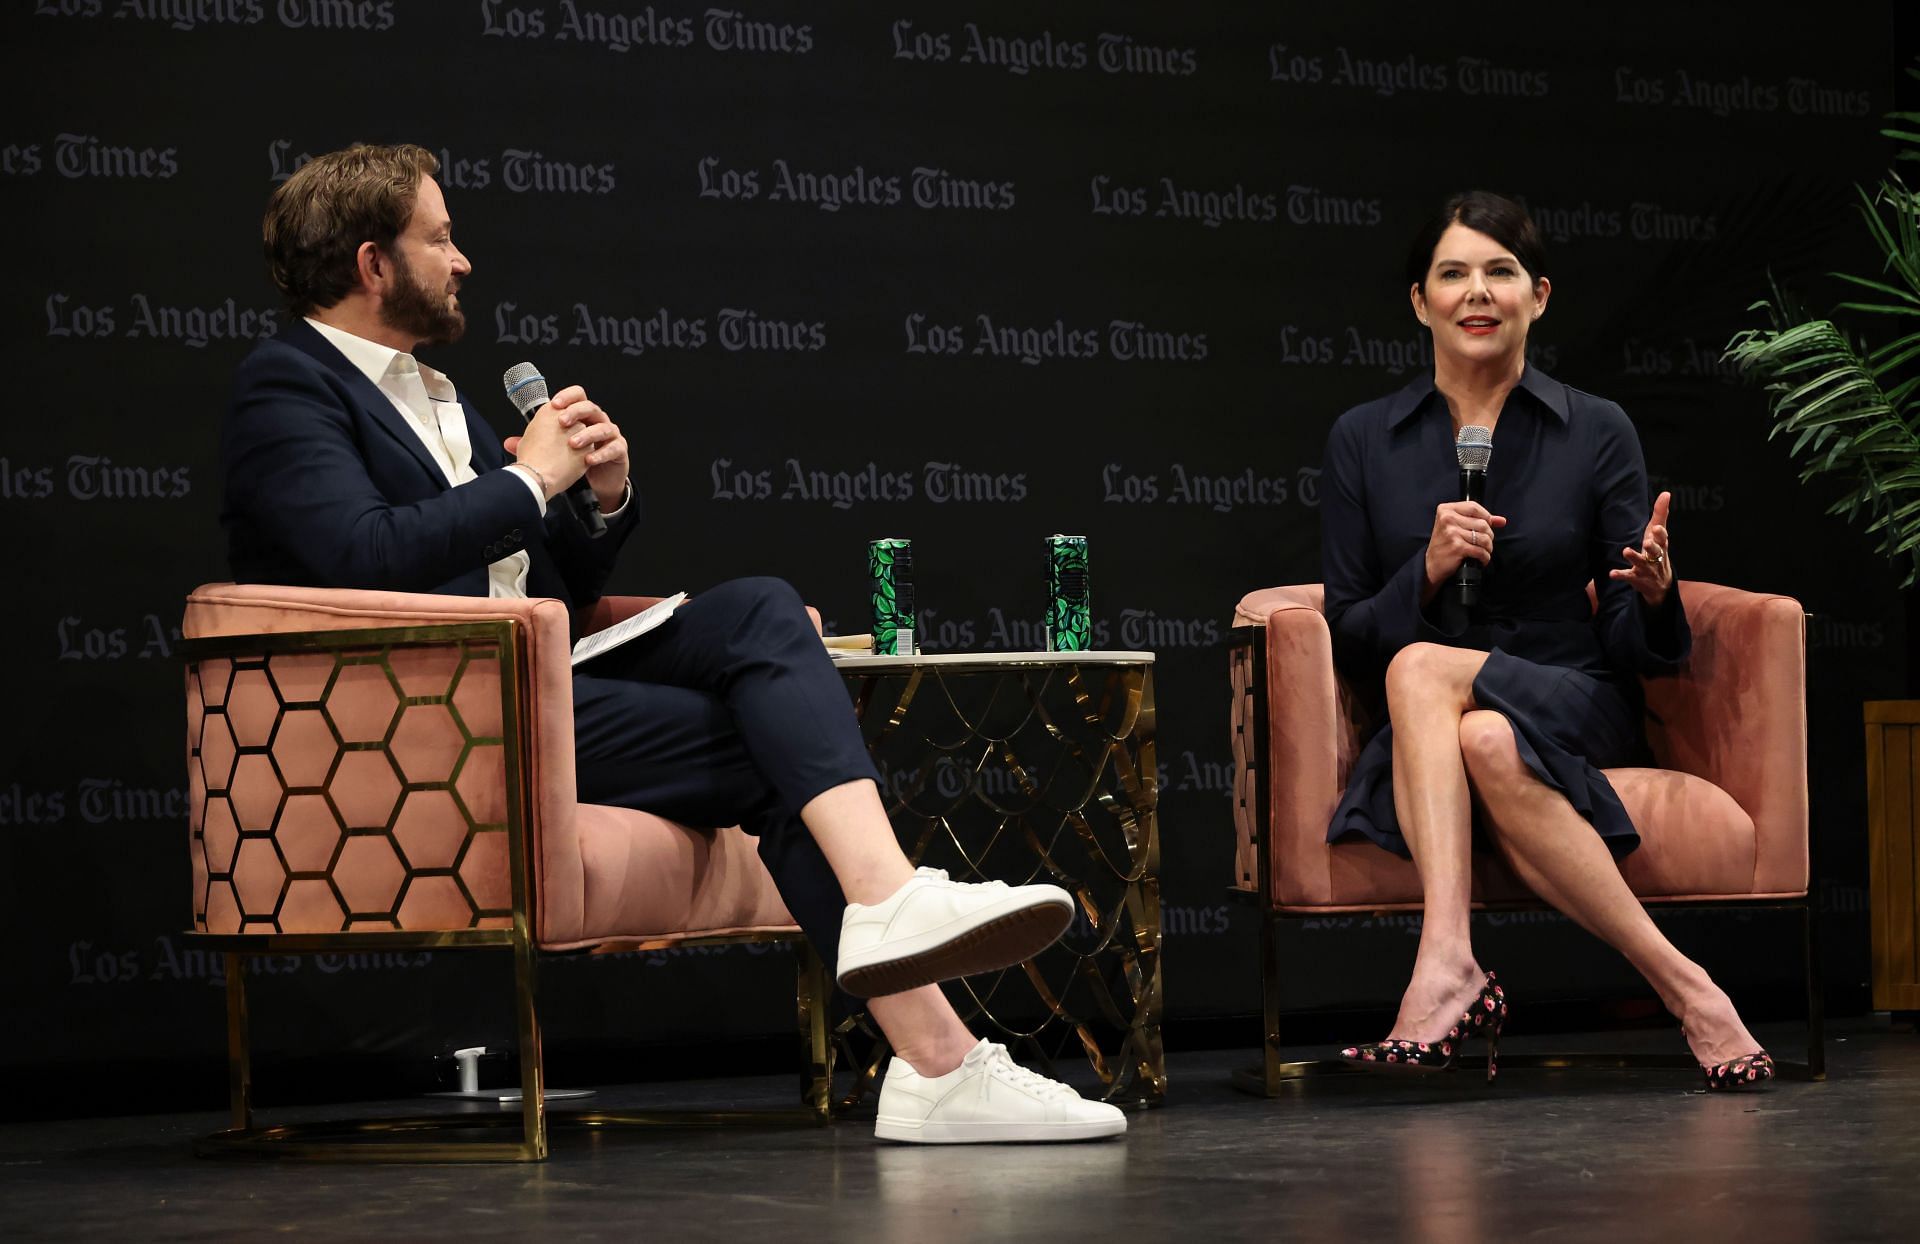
[{"xmin": 835, "ymin": 650, "xmax": 1163, "ymax": 1107}]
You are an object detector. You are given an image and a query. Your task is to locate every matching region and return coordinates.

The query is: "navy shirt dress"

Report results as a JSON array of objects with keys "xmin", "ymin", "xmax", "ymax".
[{"xmin": 1321, "ymin": 366, "xmax": 1690, "ymax": 858}]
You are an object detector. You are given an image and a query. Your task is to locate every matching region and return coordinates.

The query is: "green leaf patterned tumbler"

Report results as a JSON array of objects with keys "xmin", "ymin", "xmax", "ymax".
[
  {"xmin": 868, "ymin": 537, "xmax": 916, "ymax": 656},
  {"xmin": 1046, "ymin": 534, "xmax": 1090, "ymax": 652}
]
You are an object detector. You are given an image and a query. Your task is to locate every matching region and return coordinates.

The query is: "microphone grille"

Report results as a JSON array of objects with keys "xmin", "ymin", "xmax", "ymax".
[
  {"xmin": 1455, "ymin": 424, "xmax": 1493, "ymax": 471},
  {"xmin": 502, "ymin": 362, "xmax": 549, "ymax": 416}
]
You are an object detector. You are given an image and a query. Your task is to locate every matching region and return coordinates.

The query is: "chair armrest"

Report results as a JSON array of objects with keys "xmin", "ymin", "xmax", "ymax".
[
  {"xmin": 182, "ymin": 583, "xmax": 588, "ymax": 940},
  {"xmin": 1231, "ymin": 584, "xmax": 1361, "ymax": 904},
  {"xmin": 583, "ymin": 596, "xmax": 667, "ymax": 633},
  {"xmin": 585, "ymin": 595, "xmax": 826, "ymax": 637},
  {"xmin": 1643, "ymin": 581, "xmax": 1808, "ymax": 894}
]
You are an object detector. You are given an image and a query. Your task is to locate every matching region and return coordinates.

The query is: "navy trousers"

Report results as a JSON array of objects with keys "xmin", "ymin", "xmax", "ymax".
[{"xmin": 569, "ymin": 576, "xmax": 879, "ymax": 964}]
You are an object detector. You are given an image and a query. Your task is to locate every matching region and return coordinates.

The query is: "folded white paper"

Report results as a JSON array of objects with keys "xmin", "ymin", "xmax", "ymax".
[{"xmin": 571, "ymin": 592, "xmax": 687, "ymax": 667}]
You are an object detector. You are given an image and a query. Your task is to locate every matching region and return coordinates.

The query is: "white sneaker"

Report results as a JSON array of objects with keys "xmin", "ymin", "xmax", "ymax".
[
  {"xmin": 836, "ymin": 867, "xmax": 1074, "ymax": 998},
  {"xmin": 874, "ymin": 1039, "xmax": 1129, "ymax": 1143}
]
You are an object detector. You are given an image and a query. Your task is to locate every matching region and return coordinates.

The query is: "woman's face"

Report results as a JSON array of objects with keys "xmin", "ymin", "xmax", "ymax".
[{"xmin": 1411, "ymin": 222, "xmax": 1549, "ymax": 367}]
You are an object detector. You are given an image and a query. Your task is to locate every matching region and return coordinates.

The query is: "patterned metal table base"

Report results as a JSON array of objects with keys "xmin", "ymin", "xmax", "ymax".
[{"xmin": 838, "ymin": 654, "xmax": 1164, "ymax": 1107}]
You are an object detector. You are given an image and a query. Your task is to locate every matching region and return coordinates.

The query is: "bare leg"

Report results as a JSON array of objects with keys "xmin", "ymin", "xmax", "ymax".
[
  {"xmin": 799, "ymin": 779, "xmax": 977, "ymax": 1075},
  {"xmin": 868, "ymin": 987, "xmax": 977, "ymax": 1077},
  {"xmin": 1382, "ymin": 644, "xmax": 1495, "ymax": 1042},
  {"xmin": 799, "ymin": 779, "xmax": 916, "ymax": 905},
  {"xmin": 1459, "ymin": 710, "xmax": 1761, "ymax": 1066}
]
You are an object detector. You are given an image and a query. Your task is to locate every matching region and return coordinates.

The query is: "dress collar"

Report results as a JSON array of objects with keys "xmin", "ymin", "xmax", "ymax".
[{"xmin": 1384, "ymin": 363, "xmax": 1570, "ymax": 429}]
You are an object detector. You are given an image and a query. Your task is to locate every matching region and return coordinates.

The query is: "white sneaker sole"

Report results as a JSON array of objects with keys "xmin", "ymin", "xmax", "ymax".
[
  {"xmin": 874, "ymin": 1115, "xmax": 1128, "ymax": 1144},
  {"xmin": 835, "ymin": 888, "xmax": 1073, "ymax": 998}
]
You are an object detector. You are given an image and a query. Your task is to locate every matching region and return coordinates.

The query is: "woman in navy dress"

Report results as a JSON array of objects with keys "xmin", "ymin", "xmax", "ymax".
[{"xmin": 1321, "ymin": 191, "xmax": 1772, "ymax": 1089}]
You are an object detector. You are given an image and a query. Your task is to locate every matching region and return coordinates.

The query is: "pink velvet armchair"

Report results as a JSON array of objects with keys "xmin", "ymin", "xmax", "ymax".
[
  {"xmin": 182, "ymin": 582, "xmax": 829, "ymax": 1161},
  {"xmin": 1227, "ymin": 579, "xmax": 1822, "ymax": 1092}
]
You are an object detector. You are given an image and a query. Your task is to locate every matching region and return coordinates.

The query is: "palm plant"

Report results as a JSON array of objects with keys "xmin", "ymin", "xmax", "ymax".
[{"xmin": 1726, "ymin": 65, "xmax": 1920, "ymax": 584}]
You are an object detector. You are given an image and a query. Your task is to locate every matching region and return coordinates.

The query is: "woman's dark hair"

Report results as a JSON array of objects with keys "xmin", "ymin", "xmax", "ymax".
[{"xmin": 1404, "ymin": 191, "xmax": 1548, "ymax": 291}]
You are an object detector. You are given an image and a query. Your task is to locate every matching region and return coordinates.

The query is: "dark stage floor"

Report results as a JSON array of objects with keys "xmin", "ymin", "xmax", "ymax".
[{"xmin": 4, "ymin": 1020, "xmax": 1917, "ymax": 1243}]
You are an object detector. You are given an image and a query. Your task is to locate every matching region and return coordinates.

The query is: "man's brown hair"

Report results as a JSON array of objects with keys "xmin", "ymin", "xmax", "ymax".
[{"xmin": 263, "ymin": 143, "xmax": 440, "ymax": 316}]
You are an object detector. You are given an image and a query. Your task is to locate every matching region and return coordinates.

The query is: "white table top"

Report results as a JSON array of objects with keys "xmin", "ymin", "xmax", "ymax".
[{"xmin": 830, "ymin": 649, "xmax": 1154, "ymax": 672}]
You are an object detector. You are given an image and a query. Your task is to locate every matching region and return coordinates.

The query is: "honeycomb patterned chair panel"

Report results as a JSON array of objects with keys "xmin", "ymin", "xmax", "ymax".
[{"xmin": 184, "ymin": 584, "xmax": 798, "ymax": 949}]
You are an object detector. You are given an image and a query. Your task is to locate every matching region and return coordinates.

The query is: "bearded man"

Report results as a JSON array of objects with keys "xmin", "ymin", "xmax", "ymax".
[{"xmin": 221, "ymin": 143, "xmax": 1124, "ymax": 1144}]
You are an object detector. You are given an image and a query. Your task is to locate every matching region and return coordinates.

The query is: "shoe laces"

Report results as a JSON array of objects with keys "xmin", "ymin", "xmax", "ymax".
[{"xmin": 976, "ymin": 1043, "xmax": 1077, "ymax": 1102}]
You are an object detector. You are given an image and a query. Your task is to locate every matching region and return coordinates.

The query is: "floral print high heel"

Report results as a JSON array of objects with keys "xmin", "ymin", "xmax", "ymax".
[
  {"xmin": 1340, "ymin": 972, "xmax": 1508, "ymax": 1083},
  {"xmin": 1679, "ymin": 1019, "xmax": 1775, "ymax": 1091},
  {"xmin": 1700, "ymin": 1050, "xmax": 1775, "ymax": 1091}
]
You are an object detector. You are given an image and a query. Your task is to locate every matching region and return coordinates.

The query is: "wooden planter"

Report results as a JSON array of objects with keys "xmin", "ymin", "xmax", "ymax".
[{"xmin": 1866, "ymin": 701, "xmax": 1920, "ymax": 1011}]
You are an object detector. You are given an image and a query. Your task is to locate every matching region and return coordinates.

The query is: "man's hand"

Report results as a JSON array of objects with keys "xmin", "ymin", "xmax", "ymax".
[{"xmin": 504, "ymin": 385, "xmax": 628, "ymax": 510}]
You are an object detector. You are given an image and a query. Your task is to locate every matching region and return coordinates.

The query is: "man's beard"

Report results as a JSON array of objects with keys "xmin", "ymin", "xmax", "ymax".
[{"xmin": 379, "ymin": 248, "xmax": 466, "ymax": 346}]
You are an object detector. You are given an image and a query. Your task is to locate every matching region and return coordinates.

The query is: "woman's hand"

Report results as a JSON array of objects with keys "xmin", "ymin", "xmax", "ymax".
[
  {"xmin": 1424, "ymin": 501, "xmax": 1507, "ymax": 592},
  {"xmin": 1610, "ymin": 490, "xmax": 1673, "ymax": 606}
]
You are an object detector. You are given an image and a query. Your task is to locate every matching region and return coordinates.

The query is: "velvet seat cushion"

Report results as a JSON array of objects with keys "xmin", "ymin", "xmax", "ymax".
[
  {"xmin": 546, "ymin": 807, "xmax": 798, "ymax": 952},
  {"xmin": 1273, "ymin": 765, "xmax": 1756, "ymax": 911}
]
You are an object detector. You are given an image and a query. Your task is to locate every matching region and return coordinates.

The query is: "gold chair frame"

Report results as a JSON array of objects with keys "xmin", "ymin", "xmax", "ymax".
[{"xmin": 183, "ymin": 619, "xmax": 832, "ymax": 1162}]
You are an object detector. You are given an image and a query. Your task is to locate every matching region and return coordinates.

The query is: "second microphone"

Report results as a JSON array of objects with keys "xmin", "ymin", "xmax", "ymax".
[{"xmin": 1454, "ymin": 424, "xmax": 1493, "ymax": 607}]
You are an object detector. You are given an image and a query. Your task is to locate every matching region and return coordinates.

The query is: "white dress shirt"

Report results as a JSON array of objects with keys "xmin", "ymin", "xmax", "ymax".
[{"xmin": 306, "ymin": 318, "xmax": 545, "ymax": 597}]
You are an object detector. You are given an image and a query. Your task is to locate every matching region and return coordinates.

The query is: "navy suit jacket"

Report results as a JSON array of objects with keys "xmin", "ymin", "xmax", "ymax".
[{"xmin": 222, "ymin": 319, "xmax": 638, "ymax": 636}]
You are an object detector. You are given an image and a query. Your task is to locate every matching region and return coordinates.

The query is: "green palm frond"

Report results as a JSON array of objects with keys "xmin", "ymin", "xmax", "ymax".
[{"xmin": 1726, "ymin": 63, "xmax": 1920, "ymax": 584}]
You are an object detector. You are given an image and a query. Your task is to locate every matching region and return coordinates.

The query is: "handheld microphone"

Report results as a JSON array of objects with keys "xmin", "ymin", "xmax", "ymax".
[
  {"xmin": 502, "ymin": 361, "xmax": 607, "ymax": 540},
  {"xmin": 1454, "ymin": 425, "xmax": 1493, "ymax": 607}
]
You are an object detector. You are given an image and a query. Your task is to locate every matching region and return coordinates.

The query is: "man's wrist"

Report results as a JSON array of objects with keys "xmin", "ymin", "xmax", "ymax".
[
  {"xmin": 514, "ymin": 463, "xmax": 550, "ymax": 498},
  {"xmin": 597, "ymin": 476, "xmax": 632, "ymax": 517},
  {"xmin": 504, "ymin": 463, "xmax": 551, "ymax": 515}
]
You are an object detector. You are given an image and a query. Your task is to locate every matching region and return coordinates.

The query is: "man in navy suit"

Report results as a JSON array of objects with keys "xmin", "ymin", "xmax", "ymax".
[{"xmin": 223, "ymin": 144, "xmax": 1124, "ymax": 1143}]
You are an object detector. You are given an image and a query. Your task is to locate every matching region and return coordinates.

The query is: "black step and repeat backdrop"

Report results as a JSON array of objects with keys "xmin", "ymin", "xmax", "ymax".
[{"xmin": 2, "ymin": 2, "xmax": 1910, "ymax": 1103}]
